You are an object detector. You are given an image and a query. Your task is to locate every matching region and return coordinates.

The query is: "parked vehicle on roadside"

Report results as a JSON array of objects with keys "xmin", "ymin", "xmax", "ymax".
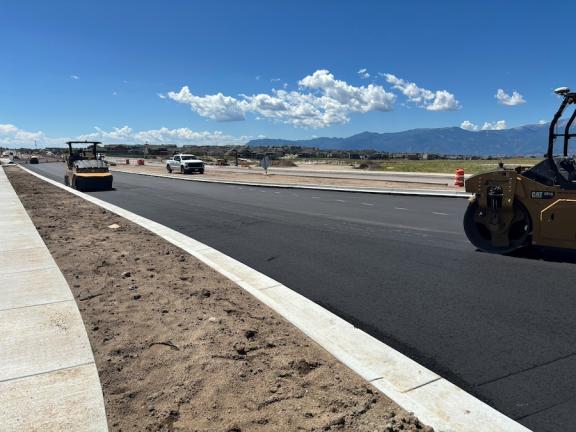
[
  {"xmin": 166, "ymin": 154, "xmax": 205, "ymax": 174},
  {"xmin": 29, "ymin": 155, "xmax": 39, "ymax": 164}
]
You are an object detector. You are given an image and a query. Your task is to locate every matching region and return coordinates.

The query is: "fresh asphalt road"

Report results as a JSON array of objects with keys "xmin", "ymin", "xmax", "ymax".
[{"xmin": 26, "ymin": 163, "xmax": 576, "ymax": 432}]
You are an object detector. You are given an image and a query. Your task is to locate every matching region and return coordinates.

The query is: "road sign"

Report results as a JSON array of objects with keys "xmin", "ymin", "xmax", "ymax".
[{"xmin": 260, "ymin": 156, "xmax": 270, "ymax": 174}]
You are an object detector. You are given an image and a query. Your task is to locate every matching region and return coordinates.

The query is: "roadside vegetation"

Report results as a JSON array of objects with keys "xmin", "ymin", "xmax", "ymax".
[{"xmin": 296, "ymin": 158, "xmax": 541, "ymax": 174}]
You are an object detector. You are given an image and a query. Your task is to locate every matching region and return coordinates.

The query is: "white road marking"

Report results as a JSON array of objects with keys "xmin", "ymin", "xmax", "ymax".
[
  {"xmin": 432, "ymin": 212, "xmax": 450, "ymax": 216},
  {"xmin": 394, "ymin": 207, "xmax": 408, "ymax": 210},
  {"xmin": 274, "ymin": 191, "xmax": 281, "ymax": 194},
  {"xmin": 311, "ymin": 196, "xmax": 320, "ymax": 199},
  {"xmin": 336, "ymin": 199, "xmax": 346, "ymax": 203},
  {"xmin": 361, "ymin": 203, "xmax": 374, "ymax": 206}
]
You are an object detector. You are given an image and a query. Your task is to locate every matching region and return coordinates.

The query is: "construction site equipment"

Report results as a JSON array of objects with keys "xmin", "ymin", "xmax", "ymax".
[
  {"xmin": 464, "ymin": 87, "xmax": 576, "ymax": 253},
  {"xmin": 64, "ymin": 141, "xmax": 113, "ymax": 191}
]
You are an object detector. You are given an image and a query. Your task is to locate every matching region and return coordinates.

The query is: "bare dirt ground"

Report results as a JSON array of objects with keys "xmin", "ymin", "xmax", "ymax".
[
  {"xmin": 6, "ymin": 166, "xmax": 431, "ymax": 432},
  {"xmin": 110, "ymin": 164, "xmax": 451, "ymax": 191}
]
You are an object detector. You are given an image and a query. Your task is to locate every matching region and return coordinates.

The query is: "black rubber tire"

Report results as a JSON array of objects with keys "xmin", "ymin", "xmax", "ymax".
[
  {"xmin": 180, "ymin": 166, "xmax": 185, "ymax": 174},
  {"xmin": 199, "ymin": 169, "xmax": 204, "ymax": 175},
  {"xmin": 463, "ymin": 200, "xmax": 532, "ymax": 254},
  {"xmin": 166, "ymin": 165, "xmax": 172, "ymax": 173},
  {"xmin": 64, "ymin": 176, "xmax": 69, "ymax": 186}
]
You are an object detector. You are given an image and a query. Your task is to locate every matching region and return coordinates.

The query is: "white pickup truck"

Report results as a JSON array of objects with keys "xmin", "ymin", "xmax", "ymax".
[{"xmin": 166, "ymin": 154, "xmax": 205, "ymax": 174}]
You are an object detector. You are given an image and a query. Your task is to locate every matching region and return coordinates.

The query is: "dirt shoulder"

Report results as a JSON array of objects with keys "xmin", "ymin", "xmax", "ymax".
[
  {"xmin": 111, "ymin": 164, "xmax": 451, "ymax": 191},
  {"xmin": 6, "ymin": 166, "xmax": 431, "ymax": 432}
]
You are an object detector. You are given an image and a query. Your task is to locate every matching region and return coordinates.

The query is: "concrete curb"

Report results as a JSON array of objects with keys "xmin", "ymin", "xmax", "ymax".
[
  {"xmin": 111, "ymin": 168, "xmax": 473, "ymax": 199},
  {"xmin": 18, "ymin": 165, "xmax": 529, "ymax": 432},
  {"xmin": 0, "ymin": 166, "xmax": 108, "ymax": 431}
]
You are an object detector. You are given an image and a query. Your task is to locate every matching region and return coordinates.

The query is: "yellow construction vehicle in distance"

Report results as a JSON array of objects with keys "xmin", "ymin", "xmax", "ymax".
[{"xmin": 64, "ymin": 141, "xmax": 113, "ymax": 192}]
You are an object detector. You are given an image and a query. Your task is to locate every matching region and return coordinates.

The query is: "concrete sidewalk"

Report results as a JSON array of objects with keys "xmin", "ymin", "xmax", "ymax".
[{"xmin": 0, "ymin": 167, "xmax": 107, "ymax": 431}]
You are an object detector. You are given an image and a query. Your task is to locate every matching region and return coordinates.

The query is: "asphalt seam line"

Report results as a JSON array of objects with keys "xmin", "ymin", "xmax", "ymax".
[
  {"xmin": 18, "ymin": 165, "xmax": 529, "ymax": 432},
  {"xmin": 111, "ymin": 169, "xmax": 473, "ymax": 198}
]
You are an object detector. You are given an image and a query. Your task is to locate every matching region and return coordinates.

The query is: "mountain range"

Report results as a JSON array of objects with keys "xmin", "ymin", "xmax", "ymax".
[{"xmin": 246, "ymin": 122, "xmax": 560, "ymax": 156}]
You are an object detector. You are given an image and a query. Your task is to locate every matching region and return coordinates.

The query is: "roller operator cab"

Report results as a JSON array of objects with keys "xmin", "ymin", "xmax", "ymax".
[
  {"xmin": 464, "ymin": 87, "xmax": 576, "ymax": 253},
  {"xmin": 64, "ymin": 141, "xmax": 113, "ymax": 192}
]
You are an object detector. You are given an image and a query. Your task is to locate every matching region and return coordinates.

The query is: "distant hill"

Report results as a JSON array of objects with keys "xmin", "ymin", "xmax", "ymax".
[{"xmin": 246, "ymin": 123, "xmax": 557, "ymax": 156}]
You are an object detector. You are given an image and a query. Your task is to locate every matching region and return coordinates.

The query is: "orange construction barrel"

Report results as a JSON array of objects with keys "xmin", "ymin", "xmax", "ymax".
[{"xmin": 454, "ymin": 168, "xmax": 465, "ymax": 187}]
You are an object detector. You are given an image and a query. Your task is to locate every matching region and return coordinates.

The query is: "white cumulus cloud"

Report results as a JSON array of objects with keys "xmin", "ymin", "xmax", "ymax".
[
  {"xmin": 164, "ymin": 69, "xmax": 396, "ymax": 128},
  {"xmin": 357, "ymin": 68, "xmax": 370, "ymax": 79},
  {"xmin": 383, "ymin": 74, "xmax": 460, "ymax": 111},
  {"xmin": 482, "ymin": 120, "xmax": 507, "ymax": 130},
  {"xmin": 0, "ymin": 124, "xmax": 45, "ymax": 145},
  {"xmin": 460, "ymin": 120, "xmax": 507, "ymax": 131},
  {"xmin": 165, "ymin": 88, "xmax": 246, "ymax": 122},
  {"xmin": 70, "ymin": 75, "xmax": 80, "ymax": 80},
  {"xmin": 495, "ymin": 89, "xmax": 526, "ymax": 106},
  {"xmin": 79, "ymin": 126, "xmax": 249, "ymax": 146},
  {"xmin": 460, "ymin": 120, "xmax": 479, "ymax": 131},
  {"xmin": 0, "ymin": 124, "xmax": 250, "ymax": 147}
]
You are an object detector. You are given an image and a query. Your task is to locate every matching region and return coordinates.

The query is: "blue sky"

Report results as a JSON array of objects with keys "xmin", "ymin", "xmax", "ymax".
[{"xmin": 1, "ymin": 0, "xmax": 575, "ymax": 146}]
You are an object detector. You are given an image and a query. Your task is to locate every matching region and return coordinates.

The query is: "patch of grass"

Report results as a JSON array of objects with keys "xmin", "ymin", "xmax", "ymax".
[
  {"xmin": 374, "ymin": 159, "xmax": 541, "ymax": 174},
  {"xmin": 297, "ymin": 158, "xmax": 542, "ymax": 174}
]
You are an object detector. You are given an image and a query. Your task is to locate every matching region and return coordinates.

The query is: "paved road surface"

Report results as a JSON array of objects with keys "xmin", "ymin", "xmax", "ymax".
[{"xmin": 26, "ymin": 163, "xmax": 576, "ymax": 432}]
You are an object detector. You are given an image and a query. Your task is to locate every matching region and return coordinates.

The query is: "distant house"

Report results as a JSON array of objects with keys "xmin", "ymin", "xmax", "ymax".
[
  {"xmin": 238, "ymin": 147, "xmax": 256, "ymax": 158},
  {"xmin": 297, "ymin": 152, "xmax": 315, "ymax": 158},
  {"xmin": 143, "ymin": 144, "xmax": 178, "ymax": 156},
  {"xmin": 368, "ymin": 153, "xmax": 390, "ymax": 160},
  {"xmin": 104, "ymin": 144, "xmax": 134, "ymax": 155}
]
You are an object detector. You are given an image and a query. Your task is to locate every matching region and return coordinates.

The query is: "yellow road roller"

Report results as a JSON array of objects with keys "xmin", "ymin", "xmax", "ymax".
[
  {"xmin": 64, "ymin": 141, "xmax": 113, "ymax": 191},
  {"xmin": 464, "ymin": 87, "xmax": 576, "ymax": 253}
]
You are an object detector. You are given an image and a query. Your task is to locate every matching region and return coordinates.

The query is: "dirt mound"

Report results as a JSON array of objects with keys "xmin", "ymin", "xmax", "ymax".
[
  {"xmin": 271, "ymin": 159, "xmax": 298, "ymax": 167},
  {"xmin": 7, "ymin": 167, "xmax": 432, "ymax": 432},
  {"xmin": 355, "ymin": 161, "xmax": 381, "ymax": 170}
]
